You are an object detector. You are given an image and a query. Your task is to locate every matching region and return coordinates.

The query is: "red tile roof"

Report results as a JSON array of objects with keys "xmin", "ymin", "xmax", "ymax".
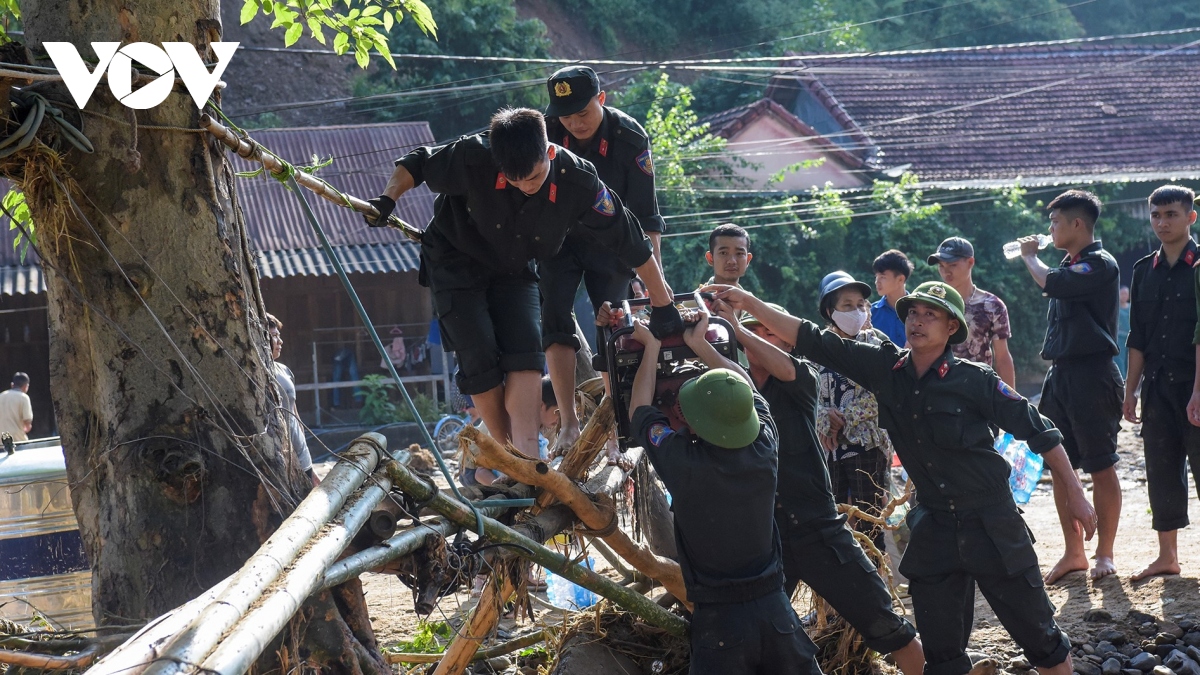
[
  {"xmin": 700, "ymin": 98, "xmax": 866, "ymax": 170},
  {"xmin": 765, "ymin": 42, "xmax": 1200, "ymax": 186}
]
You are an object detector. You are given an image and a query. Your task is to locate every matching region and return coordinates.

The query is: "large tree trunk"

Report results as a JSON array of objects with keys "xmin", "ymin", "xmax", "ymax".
[{"xmin": 16, "ymin": 2, "xmax": 381, "ymax": 670}]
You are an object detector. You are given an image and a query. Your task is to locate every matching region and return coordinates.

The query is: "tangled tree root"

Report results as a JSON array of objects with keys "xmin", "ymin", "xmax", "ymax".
[{"xmin": 547, "ymin": 601, "xmax": 690, "ymax": 675}]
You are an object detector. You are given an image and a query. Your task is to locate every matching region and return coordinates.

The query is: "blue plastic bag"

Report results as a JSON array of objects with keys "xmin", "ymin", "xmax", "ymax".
[{"xmin": 995, "ymin": 433, "xmax": 1045, "ymax": 505}]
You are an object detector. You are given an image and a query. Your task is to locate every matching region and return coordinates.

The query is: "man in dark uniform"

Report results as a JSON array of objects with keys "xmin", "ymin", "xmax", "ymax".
[
  {"xmin": 710, "ymin": 281, "xmax": 1095, "ymax": 675},
  {"xmin": 1125, "ymin": 185, "xmax": 1200, "ymax": 581},
  {"xmin": 541, "ymin": 66, "xmax": 667, "ymax": 452},
  {"xmin": 365, "ymin": 108, "xmax": 681, "ymax": 460},
  {"xmin": 717, "ymin": 300, "xmax": 924, "ymax": 675},
  {"xmin": 1017, "ymin": 189, "xmax": 1123, "ymax": 583},
  {"xmin": 628, "ymin": 314, "xmax": 821, "ymax": 675}
]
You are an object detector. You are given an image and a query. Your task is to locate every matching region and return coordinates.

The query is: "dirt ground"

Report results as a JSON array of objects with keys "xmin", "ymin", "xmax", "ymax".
[{"xmin": 357, "ymin": 420, "xmax": 1200, "ymax": 670}]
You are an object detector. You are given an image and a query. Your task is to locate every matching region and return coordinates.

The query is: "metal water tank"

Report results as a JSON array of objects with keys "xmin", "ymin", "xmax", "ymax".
[{"xmin": 0, "ymin": 437, "xmax": 93, "ymax": 629}]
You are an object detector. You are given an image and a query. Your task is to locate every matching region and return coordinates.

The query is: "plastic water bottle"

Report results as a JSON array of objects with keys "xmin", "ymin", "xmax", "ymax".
[
  {"xmin": 545, "ymin": 558, "xmax": 598, "ymax": 610},
  {"xmin": 1003, "ymin": 234, "xmax": 1053, "ymax": 260},
  {"xmin": 995, "ymin": 433, "xmax": 1045, "ymax": 504}
]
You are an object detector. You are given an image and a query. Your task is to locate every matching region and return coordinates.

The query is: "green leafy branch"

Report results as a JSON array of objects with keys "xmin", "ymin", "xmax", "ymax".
[
  {"xmin": 240, "ymin": 0, "xmax": 437, "ymax": 68},
  {"xmin": 2, "ymin": 189, "xmax": 35, "ymax": 263}
]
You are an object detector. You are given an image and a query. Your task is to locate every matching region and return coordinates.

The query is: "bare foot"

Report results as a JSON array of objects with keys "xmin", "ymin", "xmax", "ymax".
[
  {"xmin": 1089, "ymin": 556, "xmax": 1117, "ymax": 581},
  {"xmin": 1130, "ymin": 556, "xmax": 1180, "ymax": 582},
  {"xmin": 1044, "ymin": 554, "xmax": 1089, "ymax": 584}
]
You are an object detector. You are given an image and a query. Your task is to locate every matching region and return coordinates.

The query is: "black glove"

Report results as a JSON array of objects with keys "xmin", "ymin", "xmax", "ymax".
[
  {"xmin": 364, "ymin": 195, "xmax": 396, "ymax": 227},
  {"xmin": 648, "ymin": 303, "xmax": 684, "ymax": 339}
]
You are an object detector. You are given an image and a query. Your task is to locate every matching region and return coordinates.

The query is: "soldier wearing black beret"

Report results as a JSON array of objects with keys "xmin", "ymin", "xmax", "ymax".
[
  {"xmin": 364, "ymin": 108, "xmax": 681, "ymax": 461},
  {"xmin": 542, "ymin": 66, "xmax": 669, "ymax": 453}
]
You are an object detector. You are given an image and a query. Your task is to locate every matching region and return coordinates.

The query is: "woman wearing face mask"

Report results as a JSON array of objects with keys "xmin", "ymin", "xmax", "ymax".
[{"xmin": 814, "ymin": 271, "xmax": 895, "ymax": 554}]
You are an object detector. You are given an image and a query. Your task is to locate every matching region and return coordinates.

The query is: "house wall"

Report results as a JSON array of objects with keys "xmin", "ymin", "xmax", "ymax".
[
  {"xmin": 726, "ymin": 115, "xmax": 867, "ymax": 191},
  {"xmin": 0, "ymin": 294, "xmax": 53, "ymax": 439},
  {"xmin": 259, "ymin": 271, "xmax": 436, "ymax": 426}
]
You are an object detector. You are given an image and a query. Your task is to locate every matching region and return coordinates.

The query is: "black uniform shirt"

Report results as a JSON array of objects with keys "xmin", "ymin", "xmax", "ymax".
[
  {"xmin": 1041, "ymin": 241, "xmax": 1120, "ymax": 361},
  {"xmin": 791, "ymin": 320, "xmax": 1063, "ymax": 512},
  {"xmin": 760, "ymin": 356, "xmax": 839, "ymax": 527},
  {"xmin": 395, "ymin": 133, "xmax": 653, "ymax": 276},
  {"xmin": 1128, "ymin": 240, "xmax": 1199, "ymax": 385},
  {"xmin": 545, "ymin": 106, "xmax": 665, "ymax": 234},
  {"xmin": 633, "ymin": 394, "xmax": 784, "ymax": 602}
]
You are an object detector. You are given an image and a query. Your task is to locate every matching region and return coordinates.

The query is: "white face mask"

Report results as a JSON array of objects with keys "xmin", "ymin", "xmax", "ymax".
[{"xmin": 832, "ymin": 308, "xmax": 868, "ymax": 335}]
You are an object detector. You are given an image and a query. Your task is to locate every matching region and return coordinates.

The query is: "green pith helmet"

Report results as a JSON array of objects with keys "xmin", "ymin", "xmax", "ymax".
[
  {"xmin": 739, "ymin": 303, "xmax": 789, "ymax": 330},
  {"xmin": 678, "ymin": 368, "xmax": 760, "ymax": 449},
  {"xmin": 895, "ymin": 281, "xmax": 969, "ymax": 345}
]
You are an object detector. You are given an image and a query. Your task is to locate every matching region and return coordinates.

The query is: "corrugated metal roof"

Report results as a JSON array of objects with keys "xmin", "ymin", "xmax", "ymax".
[
  {"xmin": 256, "ymin": 243, "xmax": 419, "ymax": 278},
  {"xmin": 0, "ymin": 122, "xmax": 436, "ymax": 295},
  {"xmin": 230, "ymin": 122, "xmax": 436, "ymax": 250}
]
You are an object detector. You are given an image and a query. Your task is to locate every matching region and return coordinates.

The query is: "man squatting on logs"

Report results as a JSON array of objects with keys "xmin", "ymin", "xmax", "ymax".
[
  {"xmin": 710, "ymin": 281, "xmax": 1097, "ymax": 675},
  {"xmin": 365, "ymin": 107, "xmax": 682, "ymax": 461},
  {"xmin": 540, "ymin": 66, "xmax": 668, "ymax": 454}
]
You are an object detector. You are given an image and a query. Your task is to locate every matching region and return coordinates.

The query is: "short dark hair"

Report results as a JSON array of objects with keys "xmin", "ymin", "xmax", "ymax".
[
  {"xmin": 265, "ymin": 313, "xmax": 282, "ymax": 331},
  {"xmin": 1149, "ymin": 185, "xmax": 1196, "ymax": 212},
  {"xmin": 11, "ymin": 372, "xmax": 28, "ymax": 388},
  {"xmin": 872, "ymin": 249, "xmax": 913, "ymax": 279},
  {"xmin": 708, "ymin": 223, "xmax": 750, "ymax": 252},
  {"xmin": 540, "ymin": 375, "xmax": 557, "ymax": 409},
  {"xmin": 1047, "ymin": 189, "xmax": 1102, "ymax": 228},
  {"xmin": 489, "ymin": 107, "xmax": 548, "ymax": 180}
]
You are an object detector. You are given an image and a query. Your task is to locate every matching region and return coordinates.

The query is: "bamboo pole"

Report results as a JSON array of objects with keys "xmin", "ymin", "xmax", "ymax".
[
  {"xmin": 462, "ymin": 427, "xmax": 690, "ymax": 606},
  {"xmin": 125, "ymin": 434, "xmax": 388, "ymax": 675},
  {"xmin": 198, "ymin": 114, "xmax": 422, "ymax": 241},
  {"xmin": 196, "ymin": 460, "xmax": 399, "ymax": 675},
  {"xmin": 322, "ymin": 518, "xmax": 458, "ymax": 589},
  {"xmin": 384, "ymin": 460, "xmax": 688, "ymax": 637}
]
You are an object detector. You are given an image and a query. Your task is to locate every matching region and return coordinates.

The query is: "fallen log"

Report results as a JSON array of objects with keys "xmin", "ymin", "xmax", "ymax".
[
  {"xmin": 384, "ymin": 460, "xmax": 688, "ymax": 637},
  {"xmin": 462, "ymin": 426, "xmax": 690, "ymax": 607},
  {"xmin": 537, "ymin": 397, "xmax": 615, "ymax": 510}
]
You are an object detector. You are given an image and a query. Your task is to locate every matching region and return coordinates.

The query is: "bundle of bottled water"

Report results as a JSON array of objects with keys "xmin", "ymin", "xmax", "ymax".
[
  {"xmin": 995, "ymin": 432, "xmax": 1045, "ymax": 504},
  {"xmin": 545, "ymin": 557, "xmax": 599, "ymax": 610}
]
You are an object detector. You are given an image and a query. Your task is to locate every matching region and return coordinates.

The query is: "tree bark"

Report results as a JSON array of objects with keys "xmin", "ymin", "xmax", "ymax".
[{"xmin": 15, "ymin": 2, "xmax": 380, "ymax": 670}]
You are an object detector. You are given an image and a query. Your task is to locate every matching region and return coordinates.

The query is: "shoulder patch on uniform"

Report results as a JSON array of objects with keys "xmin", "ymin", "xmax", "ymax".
[
  {"xmin": 648, "ymin": 423, "xmax": 674, "ymax": 447},
  {"xmin": 893, "ymin": 354, "xmax": 909, "ymax": 370},
  {"xmin": 593, "ymin": 186, "xmax": 616, "ymax": 216},
  {"xmin": 1068, "ymin": 261, "xmax": 1093, "ymax": 274},
  {"xmin": 997, "ymin": 380, "xmax": 1023, "ymax": 400},
  {"xmin": 636, "ymin": 148, "xmax": 653, "ymax": 176}
]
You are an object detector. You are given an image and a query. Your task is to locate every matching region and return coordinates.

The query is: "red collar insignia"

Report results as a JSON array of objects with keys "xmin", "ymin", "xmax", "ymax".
[
  {"xmin": 937, "ymin": 361, "xmax": 950, "ymax": 379},
  {"xmin": 599, "ymin": 139, "xmax": 609, "ymax": 157},
  {"xmin": 495, "ymin": 173, "xmax": 507, "ymax": 190},
  {"xmin": 1186, "ymin": 249, "xmax": 1196, "ymax": 266},
  {"xmin": 562, "ymin": 134, "xmax": 570, "ymax": 148},
  {"xmin": 549, "ymin": 183, "xmax": 557, "ymax": 203},
  {"xmin": 1153, "ymin": 251, "xmax": 1162, "ymax": 268},
  {"xmin": 1070, "ymin": 254, "xmax": 1081, "ymax": 265},
  {"xmin": 893, "ymin": 354, "xmax": 909, "ymax": 371}
]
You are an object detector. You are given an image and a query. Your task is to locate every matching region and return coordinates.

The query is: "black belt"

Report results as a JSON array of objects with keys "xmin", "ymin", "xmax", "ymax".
[
  {"xmin": 688, "ymin": 567, "xmax": 784, "ymax": 604},
  {"xmin": 918, "ymin": 487, "xmax": 1014, "ymax": 513}
]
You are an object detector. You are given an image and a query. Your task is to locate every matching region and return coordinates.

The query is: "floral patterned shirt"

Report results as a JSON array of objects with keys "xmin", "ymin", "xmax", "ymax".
[
  {"xmin": 815, "ymin": 329, "xmax": 894, "ymax": 462},
  {"xmin": 951, "ymin": 288, "xmax": 1012, "ymax": 367}
]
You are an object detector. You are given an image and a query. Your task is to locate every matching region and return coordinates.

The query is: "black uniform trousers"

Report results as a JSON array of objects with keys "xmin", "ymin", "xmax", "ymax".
[
  {"xmin": 422, "ymin": 229, "xmax": 545, "ymax": 395},
  {"xmin": 1038, "ymin": 356, "xmax": 1123, "ymax": 473},
  {"xmin": 899, "ymin": 504, "xmax": 1070, "ymax": 675},
  {"xmin": 538, "ymin": 236, "xmax": 632, "ymax": 367},
  {"xmin": 1139, "ymin": 374, "xmax": 1200, "ymax": 532},
  {"xmin": 689, "ymin": 589, "xmax": 823, "ymax": 675},
  {"xmin": 781, "ymin": 513, "xmax": 916, "ymax": 655}
]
